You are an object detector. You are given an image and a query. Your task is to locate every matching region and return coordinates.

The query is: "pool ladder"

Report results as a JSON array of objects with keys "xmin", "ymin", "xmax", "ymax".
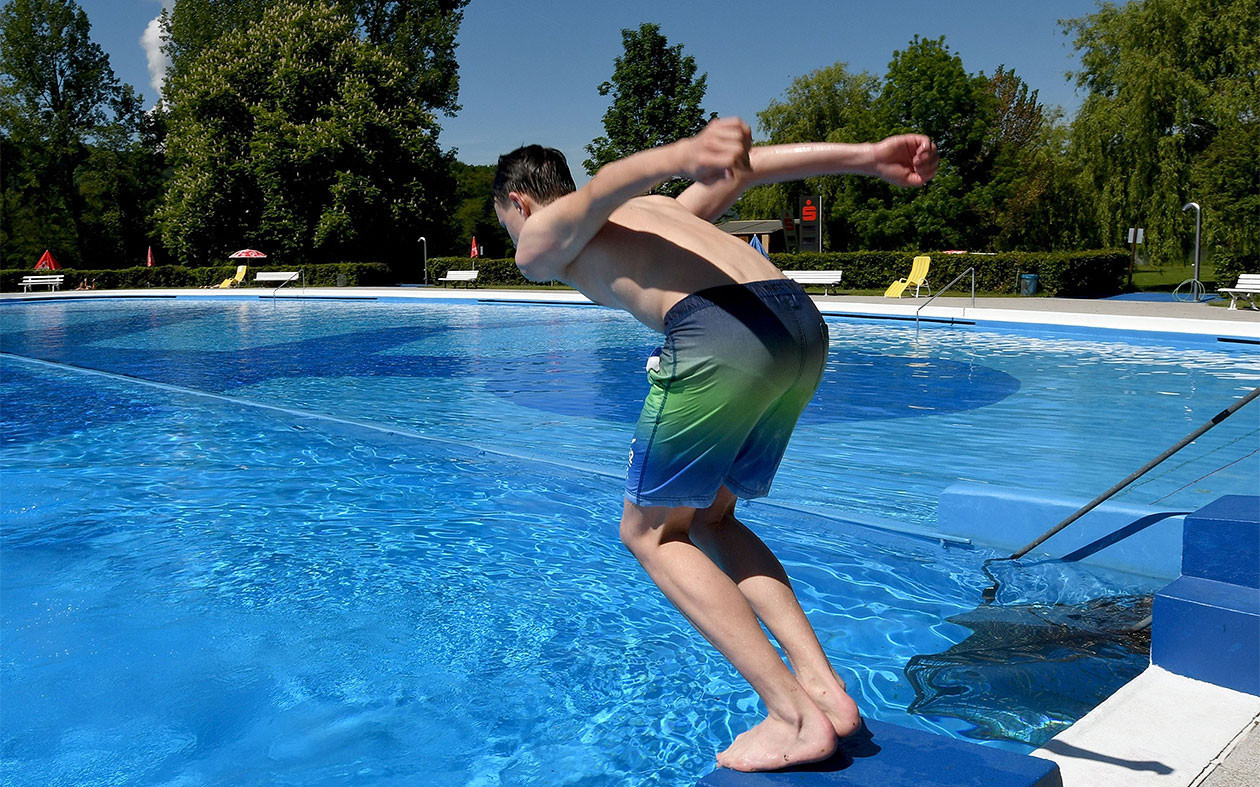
[{"xmin": 914, "ymin": 267, "xmax": 975, "ymax": 338}]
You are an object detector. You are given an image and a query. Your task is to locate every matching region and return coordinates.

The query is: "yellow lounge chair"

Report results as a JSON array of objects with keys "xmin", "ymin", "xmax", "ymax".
[
  {"xmin": 215, "ymin": 265, "xmax": 247, "ymax": 289},
  {"xmin": 884, "ymin": 255, "xmax": 932, "ymax": 298}
]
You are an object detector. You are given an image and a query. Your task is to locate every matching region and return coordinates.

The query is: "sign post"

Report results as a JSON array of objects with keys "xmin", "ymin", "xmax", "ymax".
[
  {"xmin": 798, "ymin": 196, "xmax": 822, "ymax": 253},
  {"xmin": 1127, "ymin": 227, "xmax": 1144, "ymax": 288}
]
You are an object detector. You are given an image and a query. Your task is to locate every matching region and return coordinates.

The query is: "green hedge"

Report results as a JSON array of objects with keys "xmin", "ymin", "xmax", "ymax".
[
  {"xmin": 3, "ymin": 251, "xmax": 1129, "ymax": 297},
  {"xmin": 768, "ymin": 250, "xmax": 1129, "ymax": 296},
  {"xmin": 426, "ymin": 256, "xmax": 528, "ymax": 287},
  {"xmin": 1, "ymin": 262, "xmax": 392, "ymax": 292},
  {"xmin": 1212, "ymin": 249, "xmax": 1260, "ymax": 287}
]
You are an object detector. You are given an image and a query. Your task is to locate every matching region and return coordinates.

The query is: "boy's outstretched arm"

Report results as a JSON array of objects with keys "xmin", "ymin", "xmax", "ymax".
[
  {"xmin": 675, "ymin": 134, "xmax": 939, "ymax": 222},
  {"xmin": 511, "ymin": 118, "xmax": 752, "ymax": 281}
]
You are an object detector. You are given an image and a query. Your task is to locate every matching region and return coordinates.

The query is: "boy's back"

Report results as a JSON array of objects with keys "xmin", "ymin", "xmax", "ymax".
[{"xmin": 553, "ymin": 194, "xmax": 783, "ymax": 332}]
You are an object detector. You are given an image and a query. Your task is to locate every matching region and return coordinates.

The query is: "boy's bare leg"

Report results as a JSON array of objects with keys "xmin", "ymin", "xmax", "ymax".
[
  {"xmin": 688, "ymin": 487, "xmax": 861, "ymax": 738},
  {"xmin": 619, "ymin": 499, "xmax": 837, "ymax": 772}
]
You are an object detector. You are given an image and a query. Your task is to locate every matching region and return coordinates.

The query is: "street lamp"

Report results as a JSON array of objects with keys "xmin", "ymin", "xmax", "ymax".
[{"xmin": 417, "ymin": 236, "xmax": 428, "ymax": 286}]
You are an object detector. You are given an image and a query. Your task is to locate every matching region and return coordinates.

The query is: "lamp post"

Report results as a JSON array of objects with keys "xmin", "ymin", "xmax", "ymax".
[{"xmin": 417, "ymin": 236, "xmax": 428, "ymax": 286}]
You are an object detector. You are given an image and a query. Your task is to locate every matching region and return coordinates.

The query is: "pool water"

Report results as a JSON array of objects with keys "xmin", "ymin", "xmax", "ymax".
[{"xmin": 2, "ymin": 299, "xmax": 1257, "ymax": 786}]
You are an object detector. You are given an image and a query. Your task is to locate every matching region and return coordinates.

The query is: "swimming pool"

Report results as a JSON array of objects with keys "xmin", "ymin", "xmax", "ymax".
[{"xmin": 2, "ymin": 299, "xmax": 1257, "ymax": 785}]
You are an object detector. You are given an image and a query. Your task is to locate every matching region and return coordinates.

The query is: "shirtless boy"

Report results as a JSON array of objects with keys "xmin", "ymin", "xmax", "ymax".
[{"xmin": 493, "ymin": 118, "xmax": 938, "ymax": 772}]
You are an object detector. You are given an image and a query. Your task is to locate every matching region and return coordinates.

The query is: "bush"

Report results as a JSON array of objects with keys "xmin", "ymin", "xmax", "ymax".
[
  {"xmin": 1, "ymin": 262, "xmax": 392, "ymax": 292},
  {"xmin": 427, "ymin": 257, "xmax": 528, "ymax": 287},
  {"xmin": 767, "ymin": 250, "xmax": 1128, "ymax": 296},
  {"xmin": 1212, "ymin": 249, "xmax": 1260, "ymax": 287},
  {"xmin": 3, "ymin": 252, "xmax": 1129, "ymax": 297}
]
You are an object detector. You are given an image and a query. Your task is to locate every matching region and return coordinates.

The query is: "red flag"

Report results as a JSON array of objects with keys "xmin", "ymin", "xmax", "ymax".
[
  {"xmin": 469, "ymin": 237, "xmax": 480, "ymax": 258},
  {"xmin": 35, "ymin": 250, "xmax": 61, "ymax": 270},
  {"xmin": 146, "ymin": 246, "xmax": 155, "ymax": 268}
]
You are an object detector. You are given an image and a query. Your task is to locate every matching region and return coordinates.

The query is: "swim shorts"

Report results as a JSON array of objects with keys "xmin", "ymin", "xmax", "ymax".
[{"xmin": 624, "ymin": 278, "xmax": 829, "ymax": 508}]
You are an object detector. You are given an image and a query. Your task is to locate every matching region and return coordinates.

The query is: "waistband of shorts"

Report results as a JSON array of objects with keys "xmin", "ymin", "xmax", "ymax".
[{"xmin": 662, "ymin": 278, "xmax": 807, "ymax": 331}]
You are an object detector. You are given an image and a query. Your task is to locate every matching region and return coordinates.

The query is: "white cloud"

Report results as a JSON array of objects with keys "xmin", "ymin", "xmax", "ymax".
[{"xmin": 140, "ymin": 5, "xmax": 172, "ymax": 102}]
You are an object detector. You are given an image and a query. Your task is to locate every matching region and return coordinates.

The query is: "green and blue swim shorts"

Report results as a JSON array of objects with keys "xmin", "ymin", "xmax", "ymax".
[{"xmin": 625, "ymin": 278, "xmax": 829, "ymax": 509}]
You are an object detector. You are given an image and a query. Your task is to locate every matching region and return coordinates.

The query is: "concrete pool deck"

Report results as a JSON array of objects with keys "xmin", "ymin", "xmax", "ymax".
[
  {"xmin": 4, "ymin": 285, "xmax": 1259, "ymax": 340},
  {"xmin": 4, "ymin": 286, "xmax": 1258, "ymax": 786}
]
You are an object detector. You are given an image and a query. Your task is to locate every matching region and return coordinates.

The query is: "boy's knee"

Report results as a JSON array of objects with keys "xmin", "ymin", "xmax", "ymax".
[{"xmin": 618, "ymin": 501, "xmax": 690, "ymax": 558}]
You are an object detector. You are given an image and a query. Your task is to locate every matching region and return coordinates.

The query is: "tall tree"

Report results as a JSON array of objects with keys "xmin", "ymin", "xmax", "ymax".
[
  {"xmin": 584, "ymin": 23, "xmax": 711, "ymax": 196},
  {"xmin": 165, "ymin": 1, "xmax": 466, "ymax": 115},
  {"xmin": 1064, "ymin": 0, "xmax": 1260, "ymax": 264},
  {"xmin": 736, "ymin": 62, "xmax": 880, "ymax": 249},
  {"xmin": 0, "ymin": 0, "xmax": 154, "ymax": 267},
  {"xmin": 866, "ymin": 35, "xmax": 1000, "ymax": 251},
  {"xmin": 157, "ymin": 0, "xmax": 462, "ymax": 268}
]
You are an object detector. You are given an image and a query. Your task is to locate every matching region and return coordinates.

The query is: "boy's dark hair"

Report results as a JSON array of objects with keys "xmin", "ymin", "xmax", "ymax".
[{"xmin": 492, "ymin": 145, "xmax": 576, "ymax": 206}]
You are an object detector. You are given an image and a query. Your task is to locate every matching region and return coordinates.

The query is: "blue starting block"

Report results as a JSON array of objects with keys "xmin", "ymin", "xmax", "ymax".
[
  {"xmin": 1153, "ymin": 495, "xmax": 1260, "ymax": 696},
  {"xmin": 696, "ymin": 719, "xmax": 1061, "ymax": 787}
]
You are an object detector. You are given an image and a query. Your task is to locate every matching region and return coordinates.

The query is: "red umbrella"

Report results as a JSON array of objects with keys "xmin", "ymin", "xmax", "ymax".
[
  {"xmin": 229, "ymin": 249, "xmax": 268, "ymax": 259},
  {"xmin": 146, "ymin": 246, "xmax": 155, "ymax": 268},
  {"xmin": 35, "ymin": 250, "xmax": 61, "ymax": 270},
  {"xmin": 469, "ymin": 237, "xmax": 480, "ymax": 258}
]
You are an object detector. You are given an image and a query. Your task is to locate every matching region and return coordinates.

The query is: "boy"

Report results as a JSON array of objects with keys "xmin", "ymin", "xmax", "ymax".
[{"xmin": 493, "ymin": 118, "xmax": 938, "ymax": 772}]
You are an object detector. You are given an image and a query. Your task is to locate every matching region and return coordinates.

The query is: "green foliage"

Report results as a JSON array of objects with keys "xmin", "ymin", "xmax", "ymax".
[
  {"xmin": 740, "ymin": 41, "xmax": 1049, "ymax": 253},
  {"xmin": 584, "ymin": 23, "xmax": 711, "ymax": 196},
  {"xmin": 448, "ymin": 161, "xmax": 512, "ymax": 258},
  {"xmin": 1064, "ymin": 0, "xmax": 1260, "ymax": 263},
  {"xmin": 1212, "ymin": 249, "xmax": 1260, "ymax": 289},
  {"xmin": 157, "ymin": 0, "xmax": 460, "ymax": 267},
  {"xmin": 0, "ymin": 0, "xmax": 159, "ymax": 268},
  {"xmin": 1, "ymin": 261, "xmax": 391, "ymax": 291},
  {"xmin": 427, "ymin": 256, "xmax": 527, "ymax": 287}
]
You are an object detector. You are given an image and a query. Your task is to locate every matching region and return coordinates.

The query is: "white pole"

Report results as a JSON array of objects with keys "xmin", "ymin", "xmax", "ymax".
[{"xmin": 418, "ymin": 236, "xmax": 427, "ymax": 286}]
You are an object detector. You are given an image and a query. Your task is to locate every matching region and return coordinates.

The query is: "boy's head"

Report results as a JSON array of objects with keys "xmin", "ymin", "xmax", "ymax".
[
  {"xmin": 492, "ymin": 145, "xmax": 576, "ymax": 207},
  {"xmin": 492, "ymin": 145, "xmax": 576, "ymax": 243}
]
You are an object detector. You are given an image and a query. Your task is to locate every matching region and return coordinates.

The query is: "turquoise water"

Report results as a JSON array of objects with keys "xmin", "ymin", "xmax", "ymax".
[{"xmin": 2, "ymin": 299, "xmax": 1257, "ymax": 785}]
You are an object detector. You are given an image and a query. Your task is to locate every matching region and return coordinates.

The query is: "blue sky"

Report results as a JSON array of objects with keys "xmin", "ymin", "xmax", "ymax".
[{"xmin": 80, "ymin": 0, "xmax": 1106, "ymax": 180}]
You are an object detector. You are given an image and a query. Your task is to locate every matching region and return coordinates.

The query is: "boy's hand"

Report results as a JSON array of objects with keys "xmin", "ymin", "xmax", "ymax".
[
  {"xmin": 872, "ymin": 134, "xmax": 939, "ymax": 187},
  {"xmin": 683, "ymin": 117, "xmax": 752, "ymax": 185}
]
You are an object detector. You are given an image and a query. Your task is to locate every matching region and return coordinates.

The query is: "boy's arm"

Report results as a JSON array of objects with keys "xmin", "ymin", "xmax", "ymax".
[
  {"xmin": 675, "ymin": 134, "xmax": 939, "ymax": 222},
  {"xmin": 513, "ymin": 118, "xmax": 752, "ymax": 281}
]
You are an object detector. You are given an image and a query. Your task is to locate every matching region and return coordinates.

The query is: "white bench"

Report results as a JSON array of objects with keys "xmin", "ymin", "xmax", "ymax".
[
  {"xmin": 438, "ymin": 269, "xmax": 478, "ymax": 288},
  {"xmin": 783, "ymin": 270, "xmax": 843, "ymax": 295},
  {"xmin": 1219, "ymin": 273, "xmax": 1260, "ymax": 310},
  {"xmin": 20, "ymin": 274, "xmax": 65, "ymax": 291}
]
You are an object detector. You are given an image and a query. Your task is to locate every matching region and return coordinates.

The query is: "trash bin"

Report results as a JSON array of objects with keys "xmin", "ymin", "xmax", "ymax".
[{"xmin": 1019, "ymin": 273, "xmax": 1039, "ymax": 296}]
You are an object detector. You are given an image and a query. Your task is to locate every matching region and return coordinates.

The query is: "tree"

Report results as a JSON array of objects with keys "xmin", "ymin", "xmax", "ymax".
[
  {"xmin": 1064, "ymin": 0, "xmax": 1260, "ymax": 265},
  {"xmin": 865, "ymin": 35, "xmax": 1000, "ymax": 251},
  {"xmin": 584, "ymin": 23, "xmax": 711, "ymax": 196},
  {"xmin": 156, "ymin": 0, "xmax": 462, "ymax": 268},
  {"xmin": 0, "ymin": 0, "xmax": 155, "ymax": 267},
  {"xmin": 735, "ymin": 62, "xmax": 880, "ymax": 249},
  {"xmin": 449, "ymin": 161, "xmax": 511, "ymax": 257},
  {"xmin": 164, "ymin": 1, "xmax": 466, "ymax": 116}
]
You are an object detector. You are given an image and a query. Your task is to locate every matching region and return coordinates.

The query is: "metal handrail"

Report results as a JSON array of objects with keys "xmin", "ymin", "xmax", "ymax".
[{"xmin": 915, "ymin": 266, "xmax": 975, "ymax": 337}]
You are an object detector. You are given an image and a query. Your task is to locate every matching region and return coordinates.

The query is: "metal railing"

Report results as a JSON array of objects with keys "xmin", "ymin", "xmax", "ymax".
[{"xmin": 915, "ymin": 267, "xmax": 975, "ymax": 338}]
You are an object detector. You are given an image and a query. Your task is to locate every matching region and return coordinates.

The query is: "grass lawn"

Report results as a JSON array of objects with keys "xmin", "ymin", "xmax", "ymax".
[{"xmin": 1130, "ymin": 261, "xmax": 1217, "ymax": 291}]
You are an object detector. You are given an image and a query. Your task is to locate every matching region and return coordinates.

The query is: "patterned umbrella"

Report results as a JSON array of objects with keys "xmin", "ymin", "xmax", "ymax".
[{"xmin": 228, "ymin": 249, "xmax": 268, "ymax": 259}]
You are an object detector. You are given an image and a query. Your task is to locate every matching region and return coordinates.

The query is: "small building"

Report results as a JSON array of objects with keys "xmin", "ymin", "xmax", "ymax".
[{"xmin": 716, "ymin": 220, "xmax": 786, "ymax": 254}]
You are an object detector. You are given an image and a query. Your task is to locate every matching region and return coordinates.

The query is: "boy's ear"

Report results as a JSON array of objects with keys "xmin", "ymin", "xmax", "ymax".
[{"xmin": 508, "ymin": 191, "xmax": 532, "ymax": 217}]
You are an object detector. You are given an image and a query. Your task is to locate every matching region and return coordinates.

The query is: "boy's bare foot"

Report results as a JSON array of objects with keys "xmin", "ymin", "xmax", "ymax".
[
  {"xmin": 716, "ymin": 706, "xmax": 837, "ymax": 772},
  {"xmin": 798, "ymin": 666, "xmax": 862, "ymax": 738}
]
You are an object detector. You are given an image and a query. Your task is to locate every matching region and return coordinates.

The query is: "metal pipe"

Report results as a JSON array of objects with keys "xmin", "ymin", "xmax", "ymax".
[
  {"xmin": 1182, "ymin": 202, "xmax": 1201, "ymax": 282},
  {"xmin": 980, "ymin": 385, "xmax": 1260, "ymax": 603},
  {"xmin": 418, "ymin": 236, "xmax": 428, "ymax": 286},
  {"xmin": 915, "ymin": 266, "xmax": 975, "ymax": 338}
]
